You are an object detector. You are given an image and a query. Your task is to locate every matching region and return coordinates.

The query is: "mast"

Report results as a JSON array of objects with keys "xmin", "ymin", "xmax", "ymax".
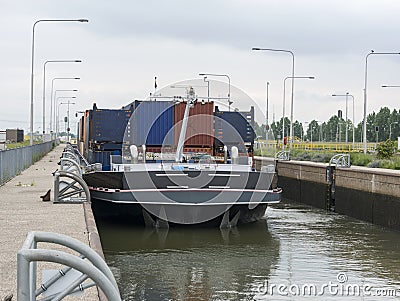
[{"xmin": 175, "ymin": 87, "xmax": 196, "ymax": 162}]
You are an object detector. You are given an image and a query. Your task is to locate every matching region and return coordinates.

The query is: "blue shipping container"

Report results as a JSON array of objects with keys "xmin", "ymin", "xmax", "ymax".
[
  {"xmin": 88, "ymin": 149, "xmax": 114, "ymax": 171},
  {"xmin": 126, "ymin": 100, "xmax": 175, "ymax": 146},
  {"xmin": 214, "ymin": 106, "xmax": 255, "ymax": 144},
  {"xmin": 90, "ymin": 103, "xmax": 133, "ymax": 143}
]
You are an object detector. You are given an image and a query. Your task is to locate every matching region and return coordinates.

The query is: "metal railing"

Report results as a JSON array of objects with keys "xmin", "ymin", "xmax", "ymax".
[
  {"xmin": 329, "ymin": 154, "xmax": 351, "ymax": 168},
  {"xmin": 17, "ymin": 231, "xmax": 121, "ymax": 301},
  {"xmin": 275, "ymin": 150, "xmax": 290, "ymax": 161},
  {"xmin": 0, "ymin": 141, "xmax": 56, "ymax": 185},
  {"xmin": 54, "ymin": 144, "xmax": 92, "ymax": 203},
  {"xmin": 53, "ymin": 171, "xmax": 91, "ymax": 204}
]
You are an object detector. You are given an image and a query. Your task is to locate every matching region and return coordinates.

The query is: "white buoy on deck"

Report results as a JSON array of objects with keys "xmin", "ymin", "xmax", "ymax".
[{"xmin": 130, "ymin": 145, "xmax": 138, "ymax": 164}]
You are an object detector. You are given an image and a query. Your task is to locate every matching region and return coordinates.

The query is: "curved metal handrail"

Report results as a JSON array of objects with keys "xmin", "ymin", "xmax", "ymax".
[
  {"xmin": 18, "ymin": 231, "xmax": 121, "ymax": 301},
  {"xmin": 275, "ymin": 150, "xmax": 290, "ymax": 161},
  {"xmin": 54, "ymin": 170, "xmax": 91, "ymax": 203},
  {"xmin": 18, "ymin": 250, "xmax": 120, "ymax": 301},
  {"xmin": 329, "ymin": 153, "xmax": 351, "ymax": 168},
  {"xmin": 62, "ymin": 149, "xmax": 79, "ymax": 161},
  {"xmin": 60, "ymin": 157, "xmax": 83, "ymax": 176}
]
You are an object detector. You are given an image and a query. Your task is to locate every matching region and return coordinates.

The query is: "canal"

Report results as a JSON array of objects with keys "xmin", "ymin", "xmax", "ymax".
[{"xmin": 96, "ymin": 202, "xmax": 400, "ymax": 300}]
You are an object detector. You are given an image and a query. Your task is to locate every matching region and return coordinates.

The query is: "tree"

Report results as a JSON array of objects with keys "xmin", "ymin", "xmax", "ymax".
[
  {"xmin": 376, "ymin": 139, "xmax": 396, "ymax": 159},
  {"xmin": 326, "ymin": 115, "xmax": 339, "ymax": 142},
  {"xmin": 357, "ymin": 108, "xmax": 400, "ymax": 143},
  {"xmin": 253, "ymin": 122, "xmax": 266, "ymax": 140},
  {"xmin": 375, "ymin": 107, "xmax": 391, "ymax": 141},
  {"xmin": 270, "ymin": 117, "xmax": 291, "ymax": 140},
  {"xmin": 306, "ymin": 120, "xmax": 320, "ymax": 142},
  {"xmin": 292, "ymin": 120, "xmax": 303, "ymax": 141}
]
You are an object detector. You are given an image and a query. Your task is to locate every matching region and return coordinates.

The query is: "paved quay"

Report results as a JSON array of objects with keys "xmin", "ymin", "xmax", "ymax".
[{"xmin": 0, "ymin": 144, "xmax": 99, "ymax": 300}]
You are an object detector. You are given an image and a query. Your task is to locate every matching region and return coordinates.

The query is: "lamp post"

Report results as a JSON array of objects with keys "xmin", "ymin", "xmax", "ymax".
[
  {"xmin": 58, "ymin": 101, "xmax": 76, "ymax": 142},
  {"xmin": 282, "ymin": 76, "xmax": 314, "ymax": 149},
  {"xmin": 362, "ymin": 50, "xmax": 400, "ymax": 153},
  {"xmin": 332, "ymin": 93, "xmax": 355, "ymax": 147},
  {"xmin": 57, "ymin": 97, "xmax": 76, "ymax": 138},
  {"xmin": 199, "ymin": 73, "xmax": 231, "ymax": 110},
  {"xmin": 311, "ymin": 126, "xmax": 315, "ymax": 144},
  {"xmin": 202, "ymin": 76, "xmax": 210, "ymax": 99},
  {"xmin": 266, "ymin": 82, "xmax": 270, "ymax": 147},
  {"xmin": 42, "ymin": 60, "xmax": 81, "ymax": 135},
  {"xmin": 30, "ymin": 18, "xmax": 88, "ymax": 145},
  {"xmin": 50, "ymin": 78, "xmax": 80, "ymax": 133},
  {"xmin": 51, "ymin": 89, "xmax": 78, "ymax": 131},
  {"xmin": 53, "ymin": 89, "xmax": 79, "ymax": 133},
  {"xmin": 389, "ymin": 122, "xmax": 398, "ymax": 140},
  {"xmin": 381, "ymin": 85, "xmax": 400, "ymax": 140},
  {"xmin": 252, "ymin": 47, "xmax": 297, "ymax": 148},
  {"xmin": 303, "ymin": 121, "xmax": 309, "ymax": 142}
]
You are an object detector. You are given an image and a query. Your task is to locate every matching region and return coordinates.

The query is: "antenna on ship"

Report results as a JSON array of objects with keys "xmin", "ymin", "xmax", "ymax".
[{"xmin": 153, "ymin": 76, "xmax": 157, "ymax": 101}]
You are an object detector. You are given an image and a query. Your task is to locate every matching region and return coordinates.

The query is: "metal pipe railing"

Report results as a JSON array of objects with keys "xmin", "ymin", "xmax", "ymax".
[{"xmin": 17, "ymin": 231, "xmax": 121, "ymax": 301}]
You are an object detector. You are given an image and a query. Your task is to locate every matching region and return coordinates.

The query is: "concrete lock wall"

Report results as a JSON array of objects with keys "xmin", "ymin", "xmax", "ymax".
[
  {"xmin": 0, "ymin": 141, "xmax": 55, "ymax": 185},
  {"xmin": 255, "ymin": 157, "xmax": 400, "ymax": 231}
]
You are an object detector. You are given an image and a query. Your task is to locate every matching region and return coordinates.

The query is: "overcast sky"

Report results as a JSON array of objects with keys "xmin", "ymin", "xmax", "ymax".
[{"xmin": 2, "ymin": 0, "xmax": 400, "ymax": 133}]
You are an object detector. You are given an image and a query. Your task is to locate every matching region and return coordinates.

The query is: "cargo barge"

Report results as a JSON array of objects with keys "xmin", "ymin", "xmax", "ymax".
[{"xmin": 81, "ymin": 87, "xmax": 281, "ymax": 227}]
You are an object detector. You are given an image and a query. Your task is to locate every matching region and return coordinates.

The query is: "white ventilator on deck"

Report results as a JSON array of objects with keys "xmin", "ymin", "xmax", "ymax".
[
  {"xmin": 223, "ymin": 145, "xmax": 228, "ymax": 163},
  {"xmin": 231, "ymin": 146, "xmax": 239, "ymax": 164},
  {"xmin": 142, "ymin": 144, "xmax": 146, "ymax": 163},
  {"xmin": 130, "ymin": 145, "xmax": 138, "ymax": 164}
]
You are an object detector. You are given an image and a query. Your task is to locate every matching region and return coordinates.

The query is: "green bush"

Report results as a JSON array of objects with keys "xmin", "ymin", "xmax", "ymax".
[
  {"xmin": 376, "ymin": 139, "xmax": 396, "ymax": 159},
  {"xmin": 350, "ymin": 153, "xmax": 373, "ymax": 166},
  {"xmin": 311, "ymin": 152, "xmax": 333, "ymax": 163},
  {"xmin": 367, "ymin": 159, "xmax": 400, "ymax": 169},
  {"xmin": 258, "ymin": 147, "xmax": 400, "ymax": 169}
]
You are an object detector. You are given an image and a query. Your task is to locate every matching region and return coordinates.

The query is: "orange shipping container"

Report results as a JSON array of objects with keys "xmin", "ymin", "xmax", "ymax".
[{"xmin": 174, "ymin": 101, "xmax": 214, "ymax": 147}]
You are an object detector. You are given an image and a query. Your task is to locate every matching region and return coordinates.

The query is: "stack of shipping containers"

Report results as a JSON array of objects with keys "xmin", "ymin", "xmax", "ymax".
[
  {"xmin": 80, "ymin": 100, "xmax": 255, "ymax": 169},
  {"xmin": 124, "ymin": 100, "xmax": 175, "ymax": 153},
  {"xmin": 81, "ymin": 104, "xmax": 133, "ymax": 170},
  {"xmin": 214, "ymin": 106, "xmax": 255, "ymax": 155},
  {"xmin": 174, "ymin": 101, "xmax": 214, "ymax": 154}
]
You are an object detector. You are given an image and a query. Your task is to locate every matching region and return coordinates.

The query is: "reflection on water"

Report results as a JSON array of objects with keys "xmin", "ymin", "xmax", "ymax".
[{"xmin": 96, "ymin": 202, "xmax": 400, "ymax": 300}]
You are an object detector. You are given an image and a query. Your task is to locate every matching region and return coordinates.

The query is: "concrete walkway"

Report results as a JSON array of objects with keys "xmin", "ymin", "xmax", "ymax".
[{"xmin": 0, "ymin": 145, "xmax": 99, "ymax": 300}]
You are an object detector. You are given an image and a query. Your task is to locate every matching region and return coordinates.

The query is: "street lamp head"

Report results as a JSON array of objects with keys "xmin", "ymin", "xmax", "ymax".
[
  {"xmin": 251, "ymin": 47, "xmax": 261, "ymax": 51},
  {"xmin": 78, "ymin": 19, "xmax": 89, "ymax": 22},
  {"xmin": 74, "ymin": 60, "xmax": 82, "ymax": 63},
  {"xmin": 199, "ymin": 73, "xmax": 205, "ymax": 76},
  {"xmin": 308, "ymin": 77, "xmax": 315, "ymax": 79},
  {"xmin": 74, "ymin": 77, "xmax": 80, "ymax": 80},
  {"xmin": 332, "ymin": 94, "xmax": 337, "ymax": 96},
  {"xmin": 371, "ymin": 50, "xmax": 374, "ymax": 53}
]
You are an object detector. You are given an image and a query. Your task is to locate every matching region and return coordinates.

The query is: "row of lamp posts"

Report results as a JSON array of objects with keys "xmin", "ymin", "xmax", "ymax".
[
  {"xmin": 252, "ymin": 48, "xmax": 400, "ymax": 153},
  {"xmin": 30, "ymin": 19, "xmax": 88, "ymax": 145},
  {"xmin": 30, "ymin": 22, "xmax": 399, "ymax": 152}
]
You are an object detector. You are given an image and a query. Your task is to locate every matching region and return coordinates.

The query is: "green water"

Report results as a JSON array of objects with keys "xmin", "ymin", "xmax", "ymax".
[{"xmin": 96, "ymin": 202, "xmax": 400, "ymax": 300}]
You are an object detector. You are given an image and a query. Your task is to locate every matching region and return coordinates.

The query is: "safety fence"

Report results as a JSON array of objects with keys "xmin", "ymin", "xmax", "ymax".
[
  {"xmin": 0, "ymin": 141, "xmax": 56, "ymax": 186},
  {"xmin": 256, "ymin": 140, "xmax": 377, "ymax": 152}
]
